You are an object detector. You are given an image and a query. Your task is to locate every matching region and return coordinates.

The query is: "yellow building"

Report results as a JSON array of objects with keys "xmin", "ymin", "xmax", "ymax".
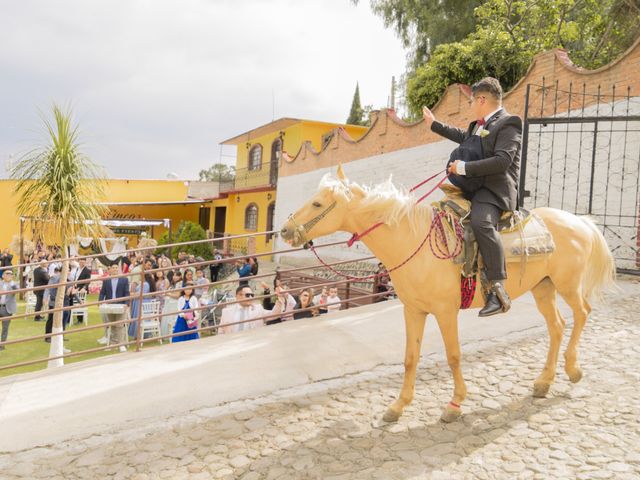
[
  {"xmin": 0, "ymin": 178, "xmax": 213, "ymax": 254},
  {"xmin": 216, "ymin": 118, "xmax": 367, "ymax": 254}
]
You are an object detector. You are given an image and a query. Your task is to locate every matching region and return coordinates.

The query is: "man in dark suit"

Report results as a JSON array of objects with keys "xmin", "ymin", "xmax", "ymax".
[
  {"xmin": 33, "ymin": 261, "xmax": 50, "ymax": 321},
  {"xmin": 423, "ymin": 77, "xmax": 522, "ymax": 317},
  {"xmin": 0, "ymin": 249, "xmax": 13, "ymax": 275},
  {"xmin": 98, "ymin": 263, "xmax": 130, "ymax": 351},
  {"xmin": 75, "ymin": 258, "xmax": 92, "ymax": 292}
]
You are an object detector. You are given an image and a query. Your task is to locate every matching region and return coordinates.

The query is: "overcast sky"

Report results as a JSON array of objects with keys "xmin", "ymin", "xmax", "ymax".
[{"xmin": 0, "ymin": 0, "xmax": 407, "ymax": 180}]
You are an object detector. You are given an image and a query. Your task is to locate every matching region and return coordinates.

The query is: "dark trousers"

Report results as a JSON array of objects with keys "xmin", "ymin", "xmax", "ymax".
[
  {"xmin": 0, "ymin": 305, "xmax": 11, "ymax": 348},
  {"xmin": 210, "ymin": 266, "xmax": 220, "ymax": 283},
  {"xmin": 34, "ymin": 291, "xmax": 45, "ymax": 319},
  {"xmin": 46, "ymin": 308, "xmax": 71, "ymax": 336},
  {"xmin": 470, "ymin": 199, "xmax": 507, "ymax": 281}
]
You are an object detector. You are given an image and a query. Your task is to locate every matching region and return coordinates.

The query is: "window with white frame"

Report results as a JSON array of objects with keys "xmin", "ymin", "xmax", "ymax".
[
  {"xmin": 248, "ymin": 144, "xmax": 262, "ymax": 170},
  {"xmin": 244, "ymin": 203, "xmax": 258, "ymax": 230}
]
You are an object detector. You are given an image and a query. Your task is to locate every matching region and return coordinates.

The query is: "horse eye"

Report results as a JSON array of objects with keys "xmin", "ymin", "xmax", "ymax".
[{"xmin": 312, "ymin": 201, "xmax": 322, "ymax": 208}]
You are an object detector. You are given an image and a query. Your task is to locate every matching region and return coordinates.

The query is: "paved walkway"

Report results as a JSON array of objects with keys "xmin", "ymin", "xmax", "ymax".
[{"xmin": 0, "ymin": 277, "xmax": 638, "ymax": 479}]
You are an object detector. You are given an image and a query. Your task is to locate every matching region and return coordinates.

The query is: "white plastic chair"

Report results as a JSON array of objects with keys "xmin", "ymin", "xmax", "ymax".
[
  {"xmin": 141, "ymin": 300, "xmax": 162, "ymax": 344},
  {"xmin": 70, "ymin": 290, "xmax": 89, "ymax": 326},
  {"xmin": 161, "ymin": 297, "xmax": 178, "ymax": 338},
  {"xmin": 24, "ymin": 292, "xmax": 37, "ymax": 315}
]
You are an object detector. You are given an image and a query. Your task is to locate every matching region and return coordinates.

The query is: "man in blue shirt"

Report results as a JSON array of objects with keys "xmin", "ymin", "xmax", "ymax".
[
  {"xmin": 236, "ymin": 258, "xmax": 252, "ymax": 287},
  {"xmin": 98, "ymin": 264, "xmax": 130, "ymax": 351}
]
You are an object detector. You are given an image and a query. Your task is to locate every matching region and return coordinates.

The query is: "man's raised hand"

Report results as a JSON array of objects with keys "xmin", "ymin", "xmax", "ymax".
[{"xmin": 422, "ymin": 106, "xmax": 435, "ymax": 128}]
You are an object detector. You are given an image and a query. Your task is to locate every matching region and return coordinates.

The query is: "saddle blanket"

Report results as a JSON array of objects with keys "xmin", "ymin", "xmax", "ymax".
[
  {"xmin": 436, "ymin": 185, "xmax": 555, "ymax": 265},
  {"xmin": 500, "ymin": 211, "xmax": 556, "ymax": 261}
]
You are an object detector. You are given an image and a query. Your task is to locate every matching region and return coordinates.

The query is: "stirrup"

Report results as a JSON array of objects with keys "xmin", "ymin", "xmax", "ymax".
[{"xmin": 491, "ymin": 282, "xmax": 511, "ymax": 312}]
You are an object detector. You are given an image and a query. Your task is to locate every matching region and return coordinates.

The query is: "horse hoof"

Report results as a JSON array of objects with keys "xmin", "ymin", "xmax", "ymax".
[
  {"xmin": 568, "ymin": 368, "xmax": 583, "ymax": 384},
  {"xmin": 382, "ymin": 408, "xmax": 401, "ymax": 423},
  {"xmin": 533, "ymin": 382, "xmax": 550, "ymax": 398},
  {"xmin": 440, "ymin": 405, "xmax": 462, "ymax": 423}
]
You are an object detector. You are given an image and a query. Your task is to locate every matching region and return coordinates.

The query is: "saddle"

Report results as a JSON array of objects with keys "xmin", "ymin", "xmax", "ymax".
[{"xmin": 435, "ymin": 185, "xmax": 555, "ymax": 279}]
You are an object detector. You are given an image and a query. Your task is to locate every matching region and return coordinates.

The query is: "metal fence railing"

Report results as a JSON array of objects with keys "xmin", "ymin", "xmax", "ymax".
[
  {"xmin": 0, "ymin": 230, "xmax": 392, "ymax": 375},
  {"xmin": 219, "ymin": 165, "xmax": 275, "ymax": 193}
]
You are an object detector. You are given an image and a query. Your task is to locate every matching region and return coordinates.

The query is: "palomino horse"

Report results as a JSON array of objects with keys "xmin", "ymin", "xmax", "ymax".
[{"xmin": 280, "ymin": 166, "xmax": 616, "ymax": 423}]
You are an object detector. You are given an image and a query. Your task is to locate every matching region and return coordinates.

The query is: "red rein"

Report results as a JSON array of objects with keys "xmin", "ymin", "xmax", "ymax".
[
  {"xmin": 310, "ymin": 170, "xmax": 464, "ymax": 281},
  {"xmin": 347, "ymin": 170, "xmax": 450, "ymax": 247}
]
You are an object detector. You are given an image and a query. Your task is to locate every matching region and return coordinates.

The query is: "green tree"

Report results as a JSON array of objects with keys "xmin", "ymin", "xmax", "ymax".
[
  {"xmin": 404, "ymin": 0, "xmax": 640, "ymax": 115},
  {"xmin": 352, "ymin": 0, "xmax": 482, "ymax": 68},
  {"xmin": 346, "ymin": 83, "xmax": 365, "ymax": 125},
  {"xmin": 158, "ymin": 221, "xmax": 212, "ymax": 260},
  {"xmin": 198, "ymin": 163, "xmax": 235, "ymax": 182},
  {"xmin": 11, "ymin": 105, "xmax": 106, "ymax": 368}
]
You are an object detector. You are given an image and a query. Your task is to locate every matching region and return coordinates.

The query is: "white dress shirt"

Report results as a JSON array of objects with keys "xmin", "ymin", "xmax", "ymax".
[
  {"xmin": 219, "ymin": 296, "xmax": 295, "ymax": 334},
  {"xmin": 219, "ymin": 303, "xmax": 267, "ymax": 334},
  {"xmin": 325, "ymin": 295, "xmax": 342, "ymax": 313}
]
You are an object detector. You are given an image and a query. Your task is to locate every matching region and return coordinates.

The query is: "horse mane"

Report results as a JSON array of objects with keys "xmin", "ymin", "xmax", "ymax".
[{"xmin": 318, "ymin": 174, "xmax": 431, "ymax": 232}]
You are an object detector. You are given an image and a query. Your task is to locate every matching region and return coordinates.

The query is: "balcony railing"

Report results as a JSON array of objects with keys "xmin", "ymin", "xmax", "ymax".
[{"xmin": 219, "ymin": 164, "xmax": 277, "ymax": 193}]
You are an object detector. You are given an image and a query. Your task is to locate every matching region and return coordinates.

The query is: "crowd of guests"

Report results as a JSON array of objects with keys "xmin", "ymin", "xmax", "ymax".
[
  {"xmin": 92, "ymin": 251, "xmax": 345, "ymax": 344},
  {"xmin": 95, "ymin": 250, "xmax": 220, "ymax": 350},
  {"xmin": 217, "ymin": 276, "xmax": 343, "ymax": 334},
  {"xmin": 1, "ymin": 247, "xmax": 221, "ymax": 353},
  {"xmin": 0, "ymin": 243, "xmax": 390, "ymax": 352}
]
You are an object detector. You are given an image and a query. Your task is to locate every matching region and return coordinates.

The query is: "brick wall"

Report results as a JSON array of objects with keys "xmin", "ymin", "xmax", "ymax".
[{"xmin": 279, "ymin": 38, "xmax": 640, "ymax": 179}]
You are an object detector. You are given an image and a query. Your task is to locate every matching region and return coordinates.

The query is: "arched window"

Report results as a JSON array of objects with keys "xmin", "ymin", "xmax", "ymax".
[
  {"xmin": 244, "ymin": 203, "xmax": 258, "ymax": 230},
  {"xmin": 266, "ymin": 202, "xmax": 276, "ymax": 241},
  {"xmin": 270, "ymin": 138, "xmax": 281, "ymax": 163},
  {"xmin": 248, "ymin": 144, "xmax": 262, "ymax": 171}
]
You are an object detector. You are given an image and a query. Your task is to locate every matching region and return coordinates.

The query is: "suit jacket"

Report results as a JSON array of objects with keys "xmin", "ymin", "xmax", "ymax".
[
  {"xmin": 33, "ymin": 266, "xmax": 50, "ymax": 288},
  {"xmin": 0, "ymin": 281, "xmax": 18, "ymax": 314},
  {"xmin": 431, "ymin": 109, "xmax": 522, "ymax": 211},
  {"xmin": 0, "ymin": 254, "xmax": 13, "ymax": 268},
  {"xmin": 75, "ymin": 267, "xmax": 92, "ymax": 291},
  {"xmin": 99, "ymin": 277, "xmax": 130, "ymax": 305}
]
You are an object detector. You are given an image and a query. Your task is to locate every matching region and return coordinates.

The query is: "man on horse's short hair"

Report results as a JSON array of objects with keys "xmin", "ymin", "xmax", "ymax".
[{"xmin": 422, "ymin": 77, "xmax": 522, "ymax": 317}]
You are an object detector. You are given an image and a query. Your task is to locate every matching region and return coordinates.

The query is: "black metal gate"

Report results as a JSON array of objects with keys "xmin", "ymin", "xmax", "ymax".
[{"xmin": 519, "ymin": 81, "xmax": 640, "ymax": 274}]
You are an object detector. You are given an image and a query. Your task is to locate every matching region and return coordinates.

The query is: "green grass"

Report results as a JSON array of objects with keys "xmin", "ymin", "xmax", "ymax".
[{"xmin": 0, "ymin": 294, "xmax": 161, "ymax": 378}]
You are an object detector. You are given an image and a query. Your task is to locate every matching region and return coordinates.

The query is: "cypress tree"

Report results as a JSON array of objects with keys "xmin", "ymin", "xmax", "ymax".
[{"xmin": 346, "ymin": 83, "xmax": 364, "ymax": 125}]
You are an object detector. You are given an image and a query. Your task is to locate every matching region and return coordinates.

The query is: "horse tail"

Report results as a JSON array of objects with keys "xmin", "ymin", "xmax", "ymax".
[{"xmin": 579, "ymin": 216, "xmax": 616, "ymax": 301}]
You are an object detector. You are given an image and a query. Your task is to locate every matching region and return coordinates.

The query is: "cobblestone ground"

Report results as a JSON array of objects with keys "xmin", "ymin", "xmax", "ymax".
[{"xmin": 1, "ymin": 278, "xmax": 639, "ymax": 480}]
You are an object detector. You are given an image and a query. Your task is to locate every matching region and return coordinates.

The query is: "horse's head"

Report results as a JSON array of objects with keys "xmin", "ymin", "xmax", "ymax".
[{"xmin": 280, "ymin": 165, "xmax": 364, "ymax": 247}]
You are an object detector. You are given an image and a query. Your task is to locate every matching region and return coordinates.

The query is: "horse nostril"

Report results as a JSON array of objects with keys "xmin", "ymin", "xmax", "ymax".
[{"xmin": 280, "ymin": 227, "xmax": 288, "ymax": 236}]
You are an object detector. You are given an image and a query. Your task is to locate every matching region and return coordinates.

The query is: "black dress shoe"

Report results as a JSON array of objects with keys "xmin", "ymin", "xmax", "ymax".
[{"xmin": 479, "ymin": 292, "xmax": 504, "ymax": 317}]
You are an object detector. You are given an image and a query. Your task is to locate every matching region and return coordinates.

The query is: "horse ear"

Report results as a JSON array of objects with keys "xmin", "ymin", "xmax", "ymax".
[
  {"xmin": 350, "ymin": 183, "xmax": 366, "ymax": 199},
  {"xmin": 336, "ymin": 163, "xmax": 347, "ymax": 182}
]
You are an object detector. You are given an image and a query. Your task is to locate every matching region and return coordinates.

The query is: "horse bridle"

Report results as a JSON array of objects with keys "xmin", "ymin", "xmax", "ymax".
[{"xmin": 287, "ymin": 200, "xmax": 337, "ymax": 247}]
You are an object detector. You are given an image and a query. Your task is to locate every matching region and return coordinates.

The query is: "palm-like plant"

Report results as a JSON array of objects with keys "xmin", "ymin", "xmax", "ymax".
[{"xmin": 11, "ymin": 104, "xmax": 107, "ymax": 367}]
